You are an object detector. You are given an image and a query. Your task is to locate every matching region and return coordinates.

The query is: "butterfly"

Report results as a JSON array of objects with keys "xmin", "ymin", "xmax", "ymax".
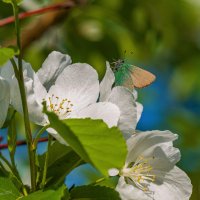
[{"xmin": 110, "ymin": 59, "xmax": 156, "ymax": 89}]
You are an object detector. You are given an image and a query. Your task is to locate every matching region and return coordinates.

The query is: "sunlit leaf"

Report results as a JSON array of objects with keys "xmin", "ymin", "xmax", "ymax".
[
  {"xmin": 0, "ymin": 177, "xmax": 22, "ymax": 200},
  {"xmin": 0, "ymin": 47, "xmax": 19, "ymax": 66},
  {"xmin": 21, "ymin": 185, "xmax": 68, "ymax": 200},
  {"xmin": 45, "ymin": 110, "xmax": 127, "ymax": 177},
  {"xmin": 94, "ymin": 177, "xmax": 119, "ymax": 188}
]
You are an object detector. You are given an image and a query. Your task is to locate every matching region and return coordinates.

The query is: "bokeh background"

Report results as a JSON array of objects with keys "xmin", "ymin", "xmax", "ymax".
[{"xmin": 0, "ymin": 0, "xmax": 200, "ymax": 199}]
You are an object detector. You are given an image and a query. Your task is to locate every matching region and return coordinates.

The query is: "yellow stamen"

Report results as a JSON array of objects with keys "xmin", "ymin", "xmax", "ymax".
[
  {"xmin": 121, "ymin": 156, "xmax": 156, "ymax": 192},
  {"xmin": 46, "ymin": 94, "xmax": 74, "ymax": 118}
]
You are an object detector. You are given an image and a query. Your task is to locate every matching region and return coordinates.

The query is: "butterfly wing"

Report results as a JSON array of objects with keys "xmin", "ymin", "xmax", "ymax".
[
  {"xmin": 128, "ymin": 66, "xmax": 156, "ymax": 88},
  {"xmin": 121, "ymin": 73, "xmax": 135, "ymax": 89}
]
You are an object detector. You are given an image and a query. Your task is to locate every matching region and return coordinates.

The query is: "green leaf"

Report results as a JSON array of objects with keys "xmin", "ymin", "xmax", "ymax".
[
  {"xmin": 70, "ymin": 185, "xmax": 120, "ymax": 200},
  {"xmin": 0, "ymin": 47, "xmax": 19, "ymax": 66},
  {"xmin": 45, "ymin": 110, "xmax": 127, "ymax": 176},
  {"xmin": 21, "ymin": 185, "xmax": 68, "ymax": 200},
  {"xmin": 38, "ymin": 141, "xmax": 83, "ymax": 187},
  {"xmin": 0, "ymin": 164, "xmax": 9, "ymax": 177},
  {"xmin": 94, "ymin": 177, "xmax": 119, "ymax": 189},
  {"xmin": 0, "ymin": 177, "xmax": 22, "ymax": 200}
]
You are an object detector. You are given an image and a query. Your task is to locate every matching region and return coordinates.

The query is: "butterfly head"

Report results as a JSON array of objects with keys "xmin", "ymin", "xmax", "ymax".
[{"xmin": 110, "ymin": 59, "xmax": 125, "ymax": 72}]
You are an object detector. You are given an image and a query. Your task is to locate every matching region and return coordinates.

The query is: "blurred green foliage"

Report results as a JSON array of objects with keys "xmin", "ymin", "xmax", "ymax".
[{"xmin": 0, "ymin": 0, "xmax": 200, "ymax": 199}]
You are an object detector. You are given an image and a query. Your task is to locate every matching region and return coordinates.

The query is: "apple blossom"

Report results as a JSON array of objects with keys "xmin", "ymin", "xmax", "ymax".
[
  {"xmin": 0, "ymin": 52, "xmax": 122, "ymax": 143},
  {"xmin": 109, "ymin": 130, "xmax": 192, "ymax": 200}
]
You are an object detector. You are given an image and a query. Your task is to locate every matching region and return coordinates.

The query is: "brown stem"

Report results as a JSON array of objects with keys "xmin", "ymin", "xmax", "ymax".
[
  {"xmin": 0, "ymin": 137, "xmax": 50, "ymax": 150},
  {"xmin": 2, "ymin": 0, "xmax": 89, "ymax": 51},
  {"xmin": 0, "ymin": 2, "xmax": 74, "ymax": 27}
]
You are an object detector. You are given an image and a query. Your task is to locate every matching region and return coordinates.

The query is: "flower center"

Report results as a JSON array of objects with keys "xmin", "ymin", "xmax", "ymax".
[
  {"xmin": 47, "ymin": 94, "xmax": 73, "ymax": 119},
  {"xmin": 121, "ymin": 156, "xmax": 155, "ymax": 192}
]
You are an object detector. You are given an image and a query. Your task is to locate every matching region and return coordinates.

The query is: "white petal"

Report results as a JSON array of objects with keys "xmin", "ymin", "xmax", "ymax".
[
  {"xmin": 126, "ymin": 130, "xmax": 178, "ymax": 164},
  {"xmin": 48, "ymin": 63, "xmax": 99, "ymax": 112},
  {"xmin": 108, "ymin": 86, "xmax": 137, "ymax": 135},
  {"xmin": 0, "ymin": 59, "xmax": 27, "ymax": 114},
  {"xmin": 37, "ymin": 51, "xmax": 72, "ymax": 90},
  {"xmin": 77, "ymin": 102, "xmax": 120, "ymax": 128},
  {"xmin": 0, "ymin": 60, "xmax": 14, "ymax": 80},
  {"xmin": 24, "ymin": 75, "xmax": 47, "ymax": 125},
  {"xmin": 154, "ymin": 141, "xmax": 181, "ymax": 165},
  {"xmin": 0, "ymin": 58, "xmax": 34, "ymax": 80},
  {"xmin": 32, "ymin": 73, "xmax": 48, "ymax": 106},
  {"xmin": 1, "ymin": 59, "xmax": 47, "ymax": 125},
  {"xmin": 20, "ymin": 64, "xmax": 47, "ymax": 125},
  {"xmin": 0, "ymin": 77, "xmax": 10, "ymax": 128},
  {"xmin": 132, "ymin": 89, "xmax": 138, "ymax": 100},
  {"xmin": 20, "ymin": 61, "xmax": 48, "ymax": 105},
  {"xmin": 116, "ymin": 177, "xmax": 149, "ymax": 200},
  {"xmin": 148, "ymin": 145, "xmax": 180, "ymax": 173},
  {"xmin": 136, "ymin": 102, "xmax": 143, "ymax": 123},
  {"xmin": 99, "ymin": 61, "xmax": 115, "ymax": 101},
  {"xmin": 149, "ymin": 166, "xmax": 192, "ymax": 200}
]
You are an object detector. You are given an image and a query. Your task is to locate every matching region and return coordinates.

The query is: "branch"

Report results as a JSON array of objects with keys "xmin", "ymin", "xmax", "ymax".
[
  {"xmin": 0, "ymin": 137, "xmax": 49, "ymax": 150},
  {"xmin": 2, "ymin": 0, "xmax": 88, "ymax": 51},
  {"xmin": 0, "ymin": 2, "xmax": 73, "ymax": 27}
]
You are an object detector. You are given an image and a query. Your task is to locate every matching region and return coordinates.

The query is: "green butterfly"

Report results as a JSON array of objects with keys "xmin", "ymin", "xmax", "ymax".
[{"xmin": 111, "ymin": 59, "xmax": 156, "ymax": 89}]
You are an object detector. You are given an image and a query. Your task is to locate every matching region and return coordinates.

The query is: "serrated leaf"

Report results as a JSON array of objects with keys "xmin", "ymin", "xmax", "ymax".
[
  {"xmin": 45, "ymin": 111, "xmax": 127, "ymax": 177},
  {"xmin": 70, "ymin": 185, "xmax": 120, "ymax": 200},
  {"xmin": 38, "ymin": 141, "xmax": 83, "ymax": 187},
  {"xmin": 21, "ymin": 185, "xmax": 68, "ymax": 200},
  {"xmin": 0, "ymin": 177, "xmax": 22, "ymax": 200},
  {"xmin": 0, "ymin": 47, "xmax": 19, "ymax": 66}
]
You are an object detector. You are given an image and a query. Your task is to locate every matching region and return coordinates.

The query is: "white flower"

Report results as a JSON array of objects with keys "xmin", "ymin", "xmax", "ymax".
[
  {"xmin": 99, "ymin": 62, "xmax": 143, "ymax": 138},
  {"xmin": 0, "ymin": 76, "xmax": 10, "ymax": 128},
  {"xmin": 1, "ymin": 52, "xmax": 121, "ymax": 143},
  {"xmin": 0, "ymin": 58, "xmax": 47, "ymax": 125},
  {"xmin": 109, "ymin": 130, "xmax": 192, "ymax": 200}
]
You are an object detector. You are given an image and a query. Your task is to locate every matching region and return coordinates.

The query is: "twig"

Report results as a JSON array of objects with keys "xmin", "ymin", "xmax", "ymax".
[
  {"xmin": 20, "ymin": 0, "xmax": 75, "ymax": 50},
  {"xmin": 2, "ymin": 0, "xmax": 88, "ymax": 50},
  {"xmin": 0, "ymin": 137, "xmax": 49, "ymax": 150},
  {"xmin": 0, "ymin": 2, "xmax": 74, "ymax": 27}
]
